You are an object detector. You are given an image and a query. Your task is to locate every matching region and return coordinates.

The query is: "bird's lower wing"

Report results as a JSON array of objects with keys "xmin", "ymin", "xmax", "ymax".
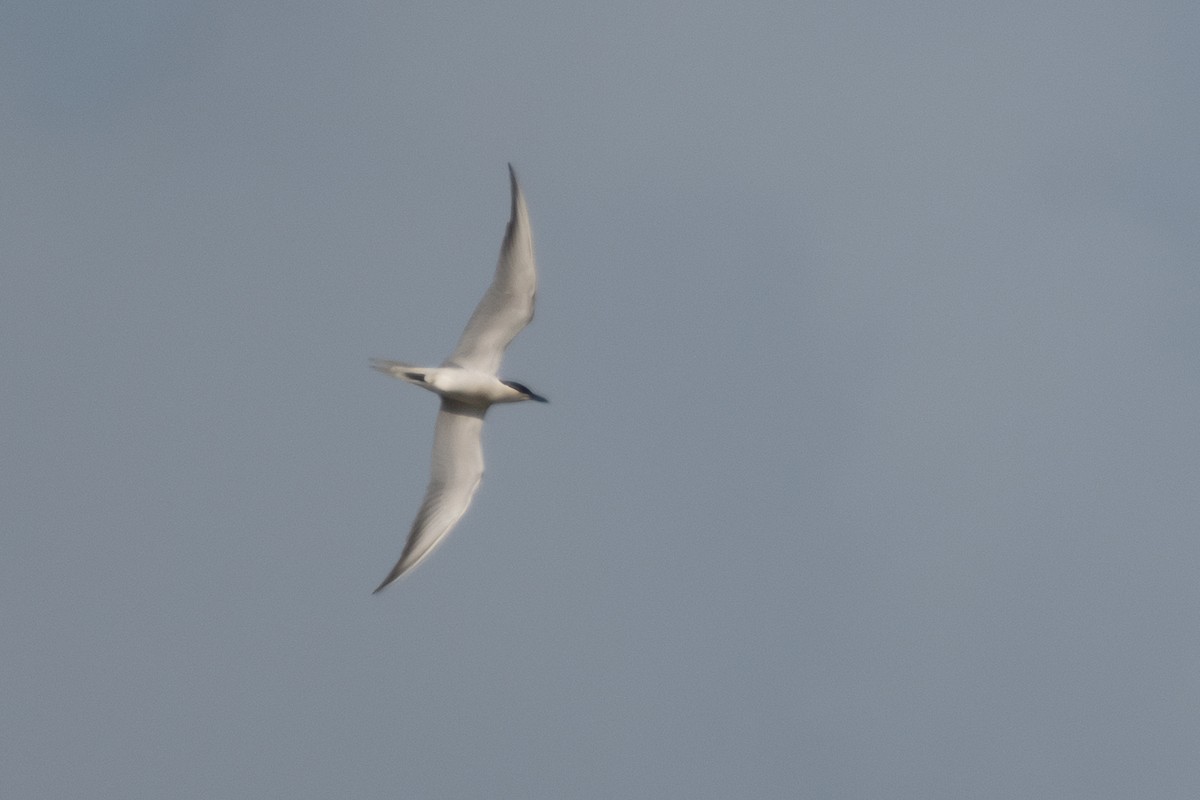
[{"xmin": 373, "ymin": 401, "xmax": 486, "ymax": 592}]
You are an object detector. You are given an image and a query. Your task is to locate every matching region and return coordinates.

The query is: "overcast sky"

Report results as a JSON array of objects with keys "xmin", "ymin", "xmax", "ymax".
[{"xmin": 3, "ymin": 2, "xmax": 1199, "ymax": 798}]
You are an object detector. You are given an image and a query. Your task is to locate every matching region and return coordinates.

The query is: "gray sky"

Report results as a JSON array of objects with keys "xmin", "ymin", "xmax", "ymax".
[{"xmin": 4, "ymin": 2, "xmax": 1199, "ymax": 797}]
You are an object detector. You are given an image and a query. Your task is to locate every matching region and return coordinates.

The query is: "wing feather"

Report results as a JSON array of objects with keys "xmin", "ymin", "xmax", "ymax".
[
  {"xmin": 443, "ymin": 164, "xmax": 536, "ymax": 374},
  {"xmin": 372, "ymin": 400, "xmax": 486, "ymax": 592}
]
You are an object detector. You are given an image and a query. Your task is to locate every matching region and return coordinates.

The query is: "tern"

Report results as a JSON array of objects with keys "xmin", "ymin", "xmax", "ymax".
[{"xmin": 370, "ymin": 164, "xmax": 546, "ymax": 592}]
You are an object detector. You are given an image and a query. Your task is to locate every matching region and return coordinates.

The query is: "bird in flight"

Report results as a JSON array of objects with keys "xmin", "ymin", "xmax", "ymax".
[{"xmin": 370, "ymin": 164, "xmax": 546, "ymax": 593}]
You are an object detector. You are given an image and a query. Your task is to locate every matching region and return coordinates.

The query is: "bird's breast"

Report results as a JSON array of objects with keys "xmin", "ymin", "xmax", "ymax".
[{"xmin": 427, "ymin": 368, "xmax": 523, "ymax": 405}]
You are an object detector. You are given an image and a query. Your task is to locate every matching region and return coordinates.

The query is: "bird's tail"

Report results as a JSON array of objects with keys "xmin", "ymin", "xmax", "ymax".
[{"xmin": 370, "ymin": 359, "xmax": 434, "ymax": 387}]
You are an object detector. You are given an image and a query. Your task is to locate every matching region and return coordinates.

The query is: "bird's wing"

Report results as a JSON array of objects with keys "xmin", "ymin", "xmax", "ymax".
[
  {"xmin": 373, "ymin": 400, "xmax": 486, "ymax": 592},
  {"xmin": 443, "ymin": 164, "xmax": 536, "ymax": 375}
]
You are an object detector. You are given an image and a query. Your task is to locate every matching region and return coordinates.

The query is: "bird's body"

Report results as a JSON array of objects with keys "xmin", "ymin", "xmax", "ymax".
[
  {"xmin": 371, "ymin": 165, "xmax": 545, "ymax": 593},
  {"xmin": 370, "ymin": 363, "xmax": 542, "ymax": 407}
]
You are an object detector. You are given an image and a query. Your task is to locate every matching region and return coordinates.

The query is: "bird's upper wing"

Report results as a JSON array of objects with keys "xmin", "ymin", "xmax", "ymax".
[
  {"xmin": 373, "ymin": 400, "xmax": 486, "ymax": 592},
  {"xmin": 443, "ymin": 164, "xmax": 536, "ymax": 375}
]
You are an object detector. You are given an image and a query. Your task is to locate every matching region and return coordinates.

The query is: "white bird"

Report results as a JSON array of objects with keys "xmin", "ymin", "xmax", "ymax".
[{"xmin": 370, "ymin": 164, "xmax": 546, "ymax": 592}]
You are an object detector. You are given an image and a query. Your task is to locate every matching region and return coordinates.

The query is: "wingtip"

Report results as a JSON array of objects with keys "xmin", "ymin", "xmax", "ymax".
[
  {"xmin": 372, "ymin": 553, "xmax": 413, "ymax": 594},
  {"xmin": 505, "ymin": 163, "xmax": 524, "ymax": 227},
  {"xmin": 372, "ymin": 571, "xmax": 400, "ymax": 594}
]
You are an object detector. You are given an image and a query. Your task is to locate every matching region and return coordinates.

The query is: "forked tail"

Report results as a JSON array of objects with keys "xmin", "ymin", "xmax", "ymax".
[{"xmin": 370, "ymin": 359, "xmax": 433, "ymax": 386}]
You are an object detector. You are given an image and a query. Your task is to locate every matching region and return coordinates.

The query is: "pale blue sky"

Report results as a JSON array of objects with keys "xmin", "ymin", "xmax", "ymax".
[{"xmin": 3, "ymin": 2, "xmax": 1199, "ymax": 797}]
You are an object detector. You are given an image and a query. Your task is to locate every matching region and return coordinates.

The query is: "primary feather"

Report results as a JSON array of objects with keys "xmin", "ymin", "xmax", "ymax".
[
  {"xmin": 372, "ymin": 401, "xmax": 485, "ymax": 593},
  {"xmin": 444, "ymin": 164, "xmax": 537, "ymax": 374}
]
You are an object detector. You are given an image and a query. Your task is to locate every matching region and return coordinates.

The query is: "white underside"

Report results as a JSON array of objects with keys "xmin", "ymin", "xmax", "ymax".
[
  {"xmin": 427, "ymin": 367, "xmax": 527, "ymax": 405},
  {"xmin": 370, "ymin": 360, "xmax": 527, "ymax": 407}
]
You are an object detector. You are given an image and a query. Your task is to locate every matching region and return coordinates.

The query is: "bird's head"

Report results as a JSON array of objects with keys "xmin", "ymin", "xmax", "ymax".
[{"xmin": 501, "ymin": 380, "xmax": 548, "ymax": 403}]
